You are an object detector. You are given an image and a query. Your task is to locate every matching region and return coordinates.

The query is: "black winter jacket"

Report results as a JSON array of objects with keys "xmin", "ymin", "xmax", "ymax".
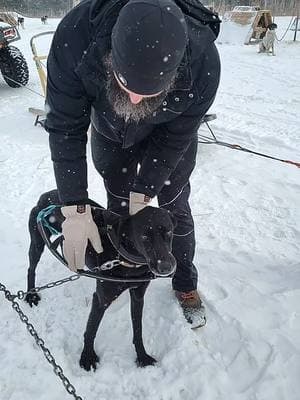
[{"xmin": 45, "ymin": 0, "xmax": 220, "ymax": 204}]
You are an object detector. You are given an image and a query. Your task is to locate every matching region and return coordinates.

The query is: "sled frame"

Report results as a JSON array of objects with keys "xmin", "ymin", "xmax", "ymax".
[
  {"xmin": 30, "ymin": 31, "xmax": 54, "ymax": 95},
  {"xmin": 29, "ymin": 31, "xmax": 55, "ymax": 126}
]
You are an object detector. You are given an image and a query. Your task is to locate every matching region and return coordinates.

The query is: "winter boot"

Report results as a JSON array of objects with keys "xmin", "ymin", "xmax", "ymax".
[{"xmin": 175, "ymin": 290, "xmax": 206, "ymax": 329}]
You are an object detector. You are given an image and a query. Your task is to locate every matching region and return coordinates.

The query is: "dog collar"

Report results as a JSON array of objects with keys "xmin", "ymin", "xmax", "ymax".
[
  {"xmin": 101, "ymin": 210, "xmax": 148, "ymax": 266},
  {"xmin": 99, "ymin": 259, "xmax": 144, "ymax": 271}
]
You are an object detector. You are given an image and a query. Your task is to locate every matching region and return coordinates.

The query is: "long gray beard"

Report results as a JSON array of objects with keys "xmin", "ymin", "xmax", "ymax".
[{"xmin": 104, "ymin": 53, "xmax": 175, "ymax": 123}]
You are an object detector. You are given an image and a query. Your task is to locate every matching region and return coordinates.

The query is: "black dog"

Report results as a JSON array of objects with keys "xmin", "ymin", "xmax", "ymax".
[
  {"xmin": 26, "ymin": 190, "xmax": 176, "ymax": 369},
  {"xmin": 41, "ymin": 16, "xmax": 48, "ymax": 24},
  {"xmin": 17, "ymin": 17, "xmax": 24, "ymax": 29}
]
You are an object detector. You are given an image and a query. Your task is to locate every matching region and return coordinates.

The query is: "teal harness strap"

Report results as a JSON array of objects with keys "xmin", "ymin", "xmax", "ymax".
[{"xmin": 37, "ymin": 205, "xmax": 60, "ymax": 236}]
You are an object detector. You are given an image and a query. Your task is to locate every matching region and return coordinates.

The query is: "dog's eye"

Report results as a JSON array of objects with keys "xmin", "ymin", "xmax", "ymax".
[{"xmin": 141, "ymin": 235, "xmax": 148, "ymax": 241}]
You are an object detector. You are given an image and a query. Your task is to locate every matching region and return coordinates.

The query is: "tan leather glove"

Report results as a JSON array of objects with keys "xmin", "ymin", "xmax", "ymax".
[
  {"xmin": 129, "ymin": 192, "xmax": 152, "ymax": 215},
  {"xmin": 61, "ymin": 204, "xmax": 103, "ymax": 272}
]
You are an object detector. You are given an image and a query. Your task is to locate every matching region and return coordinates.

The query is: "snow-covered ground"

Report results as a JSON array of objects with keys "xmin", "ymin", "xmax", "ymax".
[{"xmin": 0, "ymin": 16, "xmax": 299, "ymax": 400}]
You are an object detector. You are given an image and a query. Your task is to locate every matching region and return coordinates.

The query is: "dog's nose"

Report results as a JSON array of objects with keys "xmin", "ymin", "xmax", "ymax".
[{"xmin": 156, "ymin": 259, "xmax": 175, "ymax": 276}]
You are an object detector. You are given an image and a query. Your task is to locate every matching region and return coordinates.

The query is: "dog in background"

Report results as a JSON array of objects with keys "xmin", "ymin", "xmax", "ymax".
[
  {"xmin": 41, "ymin": 16, "xmax": 48, "ymax": 24},
  {"xmin": 258, "ymin": 23, "xmax": 278, "ymax": 56},
  {"xmin": 17, "ymin": 17, "xmax": 25, "ymax": 29},
  {"xmin": 26, "ymin": 190, "xmax": 176, "ymax": 369}
]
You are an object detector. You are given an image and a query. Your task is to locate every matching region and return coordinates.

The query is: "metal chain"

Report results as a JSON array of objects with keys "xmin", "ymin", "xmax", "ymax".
[
  {"xmin": 276, "ymin": 16, "xmax": 295, "ymax": 42},
  {"xmin": 12, "ymin": 260, "xmax": 145, "ymax": 302},
  {"xmin": 14, "ymin": 274, "xmax": 81, "ymax": 301},
  {"xmin": 0, "ymin": 282, "xmax": 84, "ymax": 400}
]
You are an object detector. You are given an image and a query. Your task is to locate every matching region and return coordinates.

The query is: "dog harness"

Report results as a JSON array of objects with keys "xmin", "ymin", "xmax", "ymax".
[{"xmin": 37, "ymin": 205, "xmax": 158, "ymax": 283}]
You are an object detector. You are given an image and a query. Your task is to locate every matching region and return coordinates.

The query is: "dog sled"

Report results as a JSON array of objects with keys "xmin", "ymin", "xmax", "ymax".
[
  {"xmin": 223, "ymin": 6, "xmax": 259, "ymax": 26},
  {"xmin": 244, "ymin": 10, "xmax": 273, "ymax": 45},
  {"xmin": 223, "ymin": 6, "xmax": 273, "ymax": 45},
  {"xmin": 28, "ymin": 31, "xmax": 54, "ymax": 126}
]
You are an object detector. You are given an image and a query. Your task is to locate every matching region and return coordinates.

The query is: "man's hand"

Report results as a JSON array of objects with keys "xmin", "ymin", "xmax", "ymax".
[
  {"xmin": 61, "ymin": 204, "xmax": 103, "ymax": 272},
  {"xmin": 129, "ymin": 192, "xmax": 152, "ymax": 215}
]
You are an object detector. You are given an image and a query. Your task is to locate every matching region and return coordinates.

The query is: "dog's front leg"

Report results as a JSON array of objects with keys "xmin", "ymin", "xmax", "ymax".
[
  {"xmin": 272, "ymin": 44, "xmax": 275, "ymax": 56},
  {"xmin": 130, "ymin": 283, "xmax": 157, "ymax": 367},
  {"xmin": 26, "ymin": 248, "xmax": 42, "ymax": 306},
  {"xmin": 26, "ymin": 208, "xmax": 46, "ymax": 306},
  {"xmin": 80, "ymin": 283, "xmax": 125, "ymax": 371},
  {"xmin": 80, "ymin": 291, "xmax": 105, "ymax": 371}
]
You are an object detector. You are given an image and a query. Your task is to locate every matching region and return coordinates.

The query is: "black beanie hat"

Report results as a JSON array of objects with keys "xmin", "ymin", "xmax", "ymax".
[{"xmin": 111, "ymin": 0, "xmax": 188, "ymax": 95}]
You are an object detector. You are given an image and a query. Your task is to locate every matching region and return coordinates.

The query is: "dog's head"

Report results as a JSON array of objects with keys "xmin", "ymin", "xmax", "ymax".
[
  {"xmin": 121, "ymin": 206, "xmax": 177, "ymax": 277},
  {"xmin": 267, "ymin": 23, "xmax": 277, "ymax": 31}
]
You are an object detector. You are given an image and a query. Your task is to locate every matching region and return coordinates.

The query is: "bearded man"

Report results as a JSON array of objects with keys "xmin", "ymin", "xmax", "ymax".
[{"xmin": 45, "ymin": 0, "xmax": 220, "ymax": 328}]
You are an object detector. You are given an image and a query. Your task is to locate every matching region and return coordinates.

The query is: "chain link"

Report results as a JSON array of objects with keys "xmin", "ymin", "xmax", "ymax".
[
  {"xmin": 96, "ymin": 259, "xmax": 120, "ymax": 270},
  {"xmin": 0, "ymin": 283, "xmax": 84, "ymax": 400},
  {"xmin": 13, "ymin": 274, "xmax": 81, "ymax": 300}
]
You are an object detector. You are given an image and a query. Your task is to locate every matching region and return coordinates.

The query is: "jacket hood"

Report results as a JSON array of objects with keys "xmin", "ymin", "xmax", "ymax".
[{"xmin": 89, "ymin": 0, "xmax": 127, "ymax": 38}]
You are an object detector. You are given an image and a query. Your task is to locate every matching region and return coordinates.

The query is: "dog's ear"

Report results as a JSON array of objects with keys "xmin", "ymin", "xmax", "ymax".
[{"xmin": 167, "ymin": 210, "xmax": 177, "ymax": 229}]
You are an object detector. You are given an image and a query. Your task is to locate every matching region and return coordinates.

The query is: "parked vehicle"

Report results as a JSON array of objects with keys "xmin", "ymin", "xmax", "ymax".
[{"xmin": 0, "ymin": 13, "xmax": 29, "ymax": 88}]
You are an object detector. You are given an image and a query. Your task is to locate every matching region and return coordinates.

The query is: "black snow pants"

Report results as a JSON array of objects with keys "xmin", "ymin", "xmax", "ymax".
[{"xmin": 91, "ymin": 127, "xmax": 198, "ymax": 292}]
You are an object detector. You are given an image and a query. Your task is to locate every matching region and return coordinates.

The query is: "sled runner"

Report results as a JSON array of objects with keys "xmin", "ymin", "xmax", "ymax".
[{"xmin": 28, "ymin": 107, "xmax": 47, "ymax": 126}]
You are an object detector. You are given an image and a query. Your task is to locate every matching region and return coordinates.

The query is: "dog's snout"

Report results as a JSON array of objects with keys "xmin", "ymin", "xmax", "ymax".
[{"xmin": 155, "ymin": 258, "xmax": 176, "ymax": 276}]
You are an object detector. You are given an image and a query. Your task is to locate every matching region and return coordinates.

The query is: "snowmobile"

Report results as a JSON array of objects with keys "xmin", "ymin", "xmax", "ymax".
[{"xmin": 0, "ymin": 13, "xmax": 29, "ymax": 88}]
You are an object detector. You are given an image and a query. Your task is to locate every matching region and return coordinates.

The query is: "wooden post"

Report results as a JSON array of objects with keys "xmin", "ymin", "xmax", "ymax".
[{"xmin": 294, "ymin": 4, "xmax": 299, "ymax": 42}]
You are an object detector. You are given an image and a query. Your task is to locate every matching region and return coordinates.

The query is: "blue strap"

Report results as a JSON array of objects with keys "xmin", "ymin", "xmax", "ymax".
[{"xmin": 37, "ymin": 205, "xmax": 60, "ymax": 236}]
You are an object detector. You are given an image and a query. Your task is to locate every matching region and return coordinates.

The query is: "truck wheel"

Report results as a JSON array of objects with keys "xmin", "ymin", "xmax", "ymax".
[{"xmin": 0, "ymin": 45, "xmax": 29, "ymax": 88}]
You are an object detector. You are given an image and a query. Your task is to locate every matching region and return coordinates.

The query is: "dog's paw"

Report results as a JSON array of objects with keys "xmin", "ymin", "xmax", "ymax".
[
  {"xmin": 79, "ymin": 349, "xmax": 99, "ymax": 371},
  {"xmin": 136, "ymin": 354, "xmax": 157, "ymax": 368},
  {"xmin": 25, "ymin": 293, "xmax": 41, "ymax": 307}
]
